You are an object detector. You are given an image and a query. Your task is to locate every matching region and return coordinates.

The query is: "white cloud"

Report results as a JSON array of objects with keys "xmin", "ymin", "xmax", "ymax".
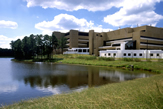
[
  {"xmin": 25, "ymin": 0, "xmax": 122, "ymax": 11},
  {"xmin": 0, "ymin": 35, "xmax": 26, "ymax": 49},
  {"xmin": 25, "ymin": 0, "xmax": 163, "ymax": 27},
  {"xmin": 104, "ymin": 0, "xmax": 163, "ymax": 27},
  {"xmin": 36, "ymin": 85, "xmax": 87, "ymax": 95},
  {"xmin": 0, "ymin": 84, "xmax": 18, "ymax": 93},
  {"xmin": 35, "ymin": 14, "xmax": 112, "ymax": 34},
  {"xmin": 0, "ymin": 20, "xmax": 18, "ymax": 29}
]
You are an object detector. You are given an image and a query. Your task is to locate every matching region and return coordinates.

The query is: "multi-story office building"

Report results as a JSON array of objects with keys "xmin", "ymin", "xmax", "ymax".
[{"xmin": 53, "ymin": 25, "xmax": 163, "ymax": 58}]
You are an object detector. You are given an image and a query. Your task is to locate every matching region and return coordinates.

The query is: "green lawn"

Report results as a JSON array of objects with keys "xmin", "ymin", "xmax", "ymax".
[
  {"xmin": 5, "ymin": 74, "xmax": 163, "ymax": 109},
  {"xmin": 54, "ymin": 54, "xmax": 163, "ymax": 73}
]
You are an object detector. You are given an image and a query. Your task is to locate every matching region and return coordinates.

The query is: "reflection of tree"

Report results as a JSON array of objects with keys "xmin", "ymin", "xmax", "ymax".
[
  {"xmin": 23, "ymin": 76, "xmax": 67, "ymax": 88},
  {"xmin": 23, "ymin": 68, "xmax": 151, "ymax": 89}
]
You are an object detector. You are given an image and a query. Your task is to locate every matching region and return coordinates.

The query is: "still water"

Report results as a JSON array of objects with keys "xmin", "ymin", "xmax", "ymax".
[{"xmin": 0, "ymin": 58, "xmax": 153, "ymax": 106}]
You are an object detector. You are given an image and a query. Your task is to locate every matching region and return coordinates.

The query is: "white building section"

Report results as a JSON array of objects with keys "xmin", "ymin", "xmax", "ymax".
[
  {"xmin": 63, "ymin": 48, "xmax": 89, "ymax": 54},
  {"xmin": 99, "ymin": 50, "xmax": 163, "ymax": 59}
]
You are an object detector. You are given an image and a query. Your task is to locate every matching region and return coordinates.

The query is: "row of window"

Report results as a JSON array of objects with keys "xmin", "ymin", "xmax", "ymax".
[
  {"xmin": 104, "ymin": 53, "xmax": 160, "ymax": 57},
  {"xmin": 123, "ymin": 53, "xmax": 142, "ymax": 56},
  {"xmin": 78, "ymin": 49, "xmax": 89, "ymax": 52},
  {"xmin": 104, "ymin": 53, "xmax": 116, "ymax": 56}
]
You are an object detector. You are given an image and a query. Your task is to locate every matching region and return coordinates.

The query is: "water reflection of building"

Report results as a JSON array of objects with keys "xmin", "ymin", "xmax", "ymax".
[
  {"xmin": 99, "ymin": 70, "xmax": 150, "ymax": 81},
  {"xmin": 22, "ymin": 68, "xmax": 152, "ymax": 89}
]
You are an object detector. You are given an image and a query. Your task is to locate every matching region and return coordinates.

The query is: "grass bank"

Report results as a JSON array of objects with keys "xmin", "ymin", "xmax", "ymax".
[
  {"xmin": 12, "ymin": 54, "xmax": 163, "ymax": 73},
  {"xmin": 55, "ymin": 54, "xmax": 163, "ymax": 74},
  {"xmin": 5, "ymin": 74, "xmax": 163, "ymax": 109}
]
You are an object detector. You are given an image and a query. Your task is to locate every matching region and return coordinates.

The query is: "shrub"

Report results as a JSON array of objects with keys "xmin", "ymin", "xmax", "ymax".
[
  {"xmin": 122, "ymin": 58, "xmax": 133, "ymax": 62},
  {"xmin": 76, "ymin": 56, "xmax": 96, "ymax": 60},
  {"xmin": 158, "ymin": 58, "xmax": 163, "ymax": 62},
  {"xmin": 134, "ymin": 58, "xmax": 141, "ymax": 62},
  {"xmin": 98, "ymin": 57, "xmax": 115, "ymax": 61},
  {"xmin": 146, "ymin": 58, "xmax": 151, "ymax": 62},
  {"xmin": 134, "ymin": 65, "xmax": 141, "ymax": 70}
]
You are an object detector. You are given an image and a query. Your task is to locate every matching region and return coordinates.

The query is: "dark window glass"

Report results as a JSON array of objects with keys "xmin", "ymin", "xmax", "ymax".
[
  {"xmin": 83, "ymin": 49, "xmax": 86, "ymax": 52},
  {"xmin": 141, "ymin": 30, "xmax": 146, "ymax": 32},
  {"xmin": 157, "ymin": 54, "xmax": 159, "ymax": 56},
  {"xmin": 125, "ymin": 40, "xmax": 136, "ymax": 50},
  {"xmin": 78, "ymin": 32, "xmax": 89, "ymax": 36},
  {"xmin": 114, "ymin": 53, "xmax": 116, "ymax": 56},
  {"xmin": 134, "ymin": 53, "xmax": 136, "ymax": 56},
  {"xmin": 108, "ymin": 53, "xmax": 110, "ymax": 56},
  {"xmin": 79, "ymin": 49, "xmax": 82, "ymax": 52},
  {"xmin": 103, "ymin": 41, "xmax": 106, "ymax": 46},
  {"xmin": 105, "ymin": 54, "xmax": 106, "ymax": 56},
  {"xmin": 117, "ymin": 48, "xmax": 120, "ymax": 50},
  {"xmin": 150, "ymin": 54, "xmax": 153, "ymax": 56},
  {"xmin": 124, "ymin": 53, "xmax": 126, "ymax": 56},
  {"xmin": 112, "ymin": 43, "xmax": 120, "ymax": 47},
  {"xmin": 87, "ymin": 42, "xmax": 89, "ymax": 47},
  {"xmin": 128, "ymin": 53, "xmax": 131, "ymax": 56},
  {"xmin": 139, "ymin": 53, "xmax": 142, "ymax": 56},
  {"xmin": 88, "ymin": 49, "xmax": 89, "ymax": 52}
]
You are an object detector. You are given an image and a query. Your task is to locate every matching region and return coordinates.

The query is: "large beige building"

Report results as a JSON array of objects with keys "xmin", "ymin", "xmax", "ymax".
[{"xmin": 53, "ymin": 25, "xmax": 163, "ymax": 56}]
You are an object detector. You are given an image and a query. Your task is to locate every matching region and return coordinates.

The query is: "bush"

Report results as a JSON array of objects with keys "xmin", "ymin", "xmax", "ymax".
[
  {"xmin": 122, "ymin": 58, "xmax": 133, "ymax": 62},
  {"xmin": 76, "ymin": 56, "xmax": 96, "ymax": 60},
  {"xmin": 134, "ymin": 65, "xmax": 141, "ymax": 70},
  {"xmin": 158, "ymin": 58, "xmax": 163, "ymax": 62},
  {"xmin": 98, "ymin": 57, "xmax": 115, "ymax": 61},
  {"xmin": 134, "ymin": 58, "xmax": 141, "ymax": 62},
  {"xmin": 146, "ymin": 58, "xmax": 151, "ymax": 62}
]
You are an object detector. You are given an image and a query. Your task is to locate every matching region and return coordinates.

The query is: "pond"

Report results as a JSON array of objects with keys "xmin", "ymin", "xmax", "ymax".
[{"xmin": 0, "ymin": 58, "xmax": 154, "ymax": 106}]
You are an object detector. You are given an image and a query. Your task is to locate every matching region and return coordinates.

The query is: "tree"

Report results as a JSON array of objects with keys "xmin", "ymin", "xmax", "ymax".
[
  {"xmin": 12, "ymin": 39, "xmax": 23, "ymax": 59},
  {"xmin": 36, "ymin": 34, "xmax": 43, "ymax": 59},
  {"xmin": 58, "ymin": 36, "xmax": 67, "ymax": 54},
  {"xmin": 52, "ymin": 33, "xmax": 58, "ymax": 54},
  {"xmin": 22, "ymin": 36, "xmax": 30, "ymax": 59},
  {"xmin": 29, "ymin": 34, "xmax": 36, "ymax": 59}
]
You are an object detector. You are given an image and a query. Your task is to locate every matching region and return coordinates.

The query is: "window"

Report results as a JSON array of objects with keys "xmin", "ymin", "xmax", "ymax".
[
  {"xmin": 108, "ymin": 53, "xmax": 111, "ymax": 56},
  {"xmin": 117, "ymin": 48, "xmax": 120, "ymax": 50},
  {"xmin": 157, "ymin": 54, "xmax": 159, "ymax": 56},
  {"xmin": 125, "ymin": 40, "xmax": 136, "ymax": 50},
  {"xmin": 150, "ymin": 53, "xmax": 153, "ymax": 56},
  {"xmin": 139, "ymin": 53, "xmax": 142, "ymax": 56},
  {"xmin": 114, "ymin": 53, "xmax": 116, "ymax": 56},
  {"xmin": 141, "ymin": 30, "xmax": 146, "ymax": 32},
  {"xmin": 128, "ymin": 53, "xmax": 131, "ymax": 56},
  {"xmin": 79, "ymin": 49, "xmax": 82, "ymax": 52},
  {"xmin": 78, "ymin": 32, "xmax": 88, "ymax": 36},
  {"xmin": 134, "ymin": 53, "xmax": 136, "ymax": 56},
  {"xmin": 124, "ymin": 53, "xmax": 126, "ymax": 56},
  {"xmin": 88, "ymin": 49, "xmax": 89, "ymax": 52},
  {"xmin": 83, "ymin": 49, "xmax": 86, "ymax": 52},
  {"xmin": 112, "ymin": 43, "xmax": 121, "ymax": 47},
  {"xmin": 105, "ymin": 54, "xmax": 106, "ymax": 56}
]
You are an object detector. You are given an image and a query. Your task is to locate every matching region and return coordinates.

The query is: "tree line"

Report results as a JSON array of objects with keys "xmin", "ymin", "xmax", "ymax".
[
  {"xmin": 0, "ymin": 48, "xmax": 14, "ymax": 57},
  {"xmin": 10, "ymin": 34, "xmax": 67, "ymax": 59}
]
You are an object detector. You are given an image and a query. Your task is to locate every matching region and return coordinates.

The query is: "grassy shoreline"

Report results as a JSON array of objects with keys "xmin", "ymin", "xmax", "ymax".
[
  {"xmin": 5, "ymin": 74, "xmax": 163, "ymax": 109},
  {"xmin": 5, "ymin": 54, "xmax": 163, "ymax": 108},
  {"xmin": 12, "ymin": 54, "xmax": 163, "ymax": 74}
]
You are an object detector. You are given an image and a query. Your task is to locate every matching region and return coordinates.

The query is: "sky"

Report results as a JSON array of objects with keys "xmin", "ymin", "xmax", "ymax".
[{"xmin": 0, "ymin": 0, "xmax": 163, "ymax": 49}]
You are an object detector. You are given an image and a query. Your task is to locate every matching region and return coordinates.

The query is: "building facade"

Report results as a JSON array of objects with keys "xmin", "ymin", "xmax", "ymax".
[{"xmin": 53, "ymin": 25, "xmax": 163, "ymax": 58}]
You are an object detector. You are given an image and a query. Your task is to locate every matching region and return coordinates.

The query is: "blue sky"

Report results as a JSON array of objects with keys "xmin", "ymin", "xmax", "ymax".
[{"xmin": 0, "ymin": 0, "xmax": 163, "ymax": 48}]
